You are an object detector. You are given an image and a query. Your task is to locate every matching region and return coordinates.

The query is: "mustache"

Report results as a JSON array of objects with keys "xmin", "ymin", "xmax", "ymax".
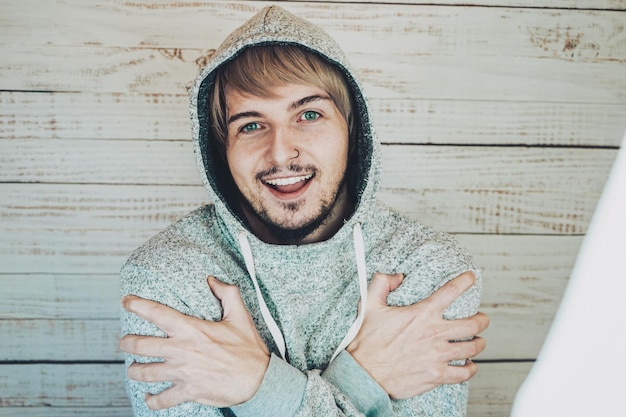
[{"xmin": 255, "ymin": 163, "xmax": 317, "ymax": 180}]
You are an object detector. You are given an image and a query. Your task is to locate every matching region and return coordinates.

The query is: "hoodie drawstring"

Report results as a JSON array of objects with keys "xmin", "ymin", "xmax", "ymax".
[
  {"xmin": 238, "ymin": 231, "xmax": 288, "ymax": 360},
  {"xmin": 330, "ymin": 222, "xmax": 368, "ymax": 362},
  {"xmin": 237, "ymin": 222, "xmax": 369, "ymax": 364}
]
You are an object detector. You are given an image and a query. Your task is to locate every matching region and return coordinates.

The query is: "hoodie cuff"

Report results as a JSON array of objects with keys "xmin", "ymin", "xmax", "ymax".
[
  {"xmin": 321, "ymin": 350, "xmax": 394, "ymax": 417},
  {"xmin": 230, "ymin": 353, "xmax": 307, "ymax": 417}
]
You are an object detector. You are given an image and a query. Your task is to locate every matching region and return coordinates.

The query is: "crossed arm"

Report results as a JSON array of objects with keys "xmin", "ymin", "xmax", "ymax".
[{"xmin": 119, "ymin": 271, "xmax": 489, "ymax": 412}]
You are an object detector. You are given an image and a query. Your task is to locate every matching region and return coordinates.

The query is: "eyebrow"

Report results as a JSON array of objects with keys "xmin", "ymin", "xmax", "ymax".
[
  {"xmin": 290, "ymin": 94, "xmax": 332, "ymax": 110},
  {"xmin": 227, "ymin": 111, "xmax": 262, "ymax": 126},
  {"xmin": 227, "ymin": 94, "xmax": 332, "ymax": 126}
]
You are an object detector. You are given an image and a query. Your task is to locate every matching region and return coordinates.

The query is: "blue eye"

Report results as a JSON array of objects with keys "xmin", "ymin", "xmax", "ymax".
[
  {"xmin": 301, "ymin": 111, "xmax": 320, "ymax": 121},
  {"xmin": 241, "ymin": 122, "xmax": 260, "ymax": 133}
]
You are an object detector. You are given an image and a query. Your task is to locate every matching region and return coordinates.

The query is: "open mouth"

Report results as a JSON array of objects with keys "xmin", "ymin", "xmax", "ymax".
[{"xmin": 264, "ymin": 173, "xmax": 313, "ymax": 196}]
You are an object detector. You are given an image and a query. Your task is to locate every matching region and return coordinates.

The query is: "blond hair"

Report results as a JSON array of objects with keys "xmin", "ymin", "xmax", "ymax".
[{"xmin": 209, "ymin": 44, "xmax": 355, "ymax": 157}]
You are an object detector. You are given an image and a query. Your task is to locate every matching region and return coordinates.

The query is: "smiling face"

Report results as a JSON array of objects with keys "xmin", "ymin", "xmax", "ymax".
[{"xmin": 225, "ymin": 83, "xmax": 353, "ymax": 244}]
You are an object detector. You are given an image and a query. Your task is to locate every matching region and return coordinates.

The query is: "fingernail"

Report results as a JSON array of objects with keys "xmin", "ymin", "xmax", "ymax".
[{"xmin": 463, "ymin": 273, "xmax": 475, "ymax": 285}]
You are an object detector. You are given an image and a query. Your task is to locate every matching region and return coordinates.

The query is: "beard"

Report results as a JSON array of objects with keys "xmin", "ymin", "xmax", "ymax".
[{"xmin": 238, "ymin": 164, "xmax": 349, "ymax": 244}]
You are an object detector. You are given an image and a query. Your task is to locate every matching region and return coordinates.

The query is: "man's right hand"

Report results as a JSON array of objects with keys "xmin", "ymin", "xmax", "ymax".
[{"xmin": 346, "ymin": 271, "xmax": 489, "ymax": 399}]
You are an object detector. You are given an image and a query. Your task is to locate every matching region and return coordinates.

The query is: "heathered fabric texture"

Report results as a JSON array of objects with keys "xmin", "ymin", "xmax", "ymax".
[{"xmin": 120, "ymin": 5, "xmax": 482, "ymax": 417}]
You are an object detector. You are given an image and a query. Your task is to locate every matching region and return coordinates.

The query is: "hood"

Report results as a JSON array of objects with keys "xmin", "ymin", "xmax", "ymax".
[{"xmin": 189, "ymin": 5, "xmax": 381, "ymax": 241}]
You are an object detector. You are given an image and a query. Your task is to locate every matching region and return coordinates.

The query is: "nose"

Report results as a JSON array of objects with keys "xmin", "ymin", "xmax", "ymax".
[{"xmin": 267, "ymin": 127, "xmax": 299, "ymax": 165}]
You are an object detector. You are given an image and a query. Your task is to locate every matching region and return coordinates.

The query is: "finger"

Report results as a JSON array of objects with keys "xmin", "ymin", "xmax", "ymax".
[
  {"xmin": 446, "ymin": 336, "xmax": 487, "ymax": 362},
  {"xmin": 426, "ymin": 272, "xmax": 476, "ymax": 314},
  {"xmin": 442, "ymin": 359, "xmax": 479, "ymax": 385},
  {"xmin": 367, "ymin": 272, "xmax": 404, "ymax": 306},
  {"xmin": 127, "ymin": 361, "xmax": 172, "ymax": 383},
  {"xmin": 122, "ymin": 295, "xmax": 188, "ymax": 336},
  {"xmin": 445, "ymin": 312, "xmax": 490, "ymax": 341},
  {"xmin": 119, "ymin": 334, "xmax": 171, "ymax": 357},
  {"xmin": 145, "ymin": 386, "xmax": 188, "ymax": 410},
  {"xmin": 207, "ymin": 276, "xmax": 248, "ymax": 321}
]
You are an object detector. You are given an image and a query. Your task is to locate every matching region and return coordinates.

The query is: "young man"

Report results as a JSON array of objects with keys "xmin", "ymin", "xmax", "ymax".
[{"xmin": 119, "ymin": 6, "xmax": 488, "ymax": 417}]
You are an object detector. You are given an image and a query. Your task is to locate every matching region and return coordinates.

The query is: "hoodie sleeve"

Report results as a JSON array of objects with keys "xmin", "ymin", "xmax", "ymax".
[
  {"xmin": 383, "ymin": 233, "xmax": 483, "ymax": 417},
  {"xmin": 231, "ymin": 350, "xmax": 393, "ymax": 417},
  {"xmin": 120, "ymin": 261, "xmax": 228, "ymax": 417}
]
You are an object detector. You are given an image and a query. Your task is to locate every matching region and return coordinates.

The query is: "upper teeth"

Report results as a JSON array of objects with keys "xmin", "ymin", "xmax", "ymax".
[{"xmin": 265, "ymin": 174, "xmax": 312, "ymax": 186}]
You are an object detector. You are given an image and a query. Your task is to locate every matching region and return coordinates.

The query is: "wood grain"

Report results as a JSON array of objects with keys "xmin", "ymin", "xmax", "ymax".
[
  {"xmin": 0, "ymin": 274, "xmax": 119, "ymax": 319},
  {"xmin": 3, "ymin": 2, "xmax": 625, "ymax": 58},
  {"xmin": 2, "ymin": 44, "xmax": 624, "ymax": 102},
  {"xmin": 0, "ymin": 319, "xmax": 121, "ymax": 361},
  {"xmin": 1, "ymin": 3, "xmax": 625, "ymax": 101},
  {"xmin": 468, "ymin": 361, "xmax": 533, "ymax": 417},
  {"xmin": 0, "ymin": 364, "xmax": 129, "ymax": 407},
  {"xmin": 0, "ymin": 408, "xmax": 132, "ymax": 417},
  {"xmin": 379, "ymin": 145, "xmax": 616, "ymax": 234},
  {"xmin": 301, "ymin": 0, "xmax": 626, "ymax": 8}
]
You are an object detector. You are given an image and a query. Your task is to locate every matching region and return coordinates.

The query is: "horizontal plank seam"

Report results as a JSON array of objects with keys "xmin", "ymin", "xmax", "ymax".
[
  {"xmin": 0, "ymin": 273, "xmax": 119, "ymax": 276},
  {"xmin": 381, "ymin": 143, "xmax": 621, "ymax": 150},
  {"xmin": 452, "ymin": 232, "xmax": 586, "ymax": 237},
  {"xmin": 1, "ymin": 138, "xmax": 619, "ymax": 150},
  {"xmin": 0, "ymin": 181, "xmax": 201, "ymax": 186},
  {"xmin": 306, "ymin": 1, "xmax": 626, "ymax": 12},
  {"xmin": 0, "ymin": 89, "xmax": 189, "ymax": 98},
  {"xmin": 0, "ymin": 89, "xmax": 79, "ymax": 94},
  {"xmin": 0, "ymin": 359, "xmax": 534, "ymax": 364},
  {"xmin": 0, "ymin": 360, "xmax": 124, "ymax": 365},
  {"xmin": 0, "ymin": 318, "xmax": 119, "ymax": 321}
]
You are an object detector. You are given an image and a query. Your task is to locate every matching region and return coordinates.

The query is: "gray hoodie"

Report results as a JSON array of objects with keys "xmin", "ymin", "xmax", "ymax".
[{"xmin": 121, "ymin": 5, "xmax": 482, "ymax": 417}]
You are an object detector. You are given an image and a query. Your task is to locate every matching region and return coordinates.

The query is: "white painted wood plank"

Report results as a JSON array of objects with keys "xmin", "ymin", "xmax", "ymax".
[
  {"xmin": 0, "ymin": 184, "xmax": 208, "ymax": 274},
  {"xmin": 1, "ymin": 4, "xmax": 624, "ymax": 102},
  {"xmin": 2, "ymin": 92, "xmax": 625, "ymax": 146},
  {"xmin": 0, "ymin": 362, "xmax": 528, "ymax": 415},
  {"xmin": 0, "ymin": 45, "xmax": 198, "ymax": 95},
  {"xmin": 468, "ymin": 361, "xmax": 533, "ymax": 417},
  {"xmin": 2, "ymin": 44, "xmax": 624, "ymax": 103},
  {"xmin": 0, "ymin": 274, "xmax": 118, "ymax": 319},
  {"xmin": 0, "ymin": 235, "xmax": 582, "ymax": 360},
  {"xmin": 379, "ymin": 146, "xmax": 615, "ymax": 234},
  {"xmin": 0, "ymin": 319, "xmax": 121, "ymax": 361},
  {"xmin": 349, "ymin": 54, "xmax": 626, "ymax": 103},
  {"xmin": 0, "ymin": 408, "xmax": 132, "ymax": 417},
  {"xmin": 0, "ymin": 92, "xmax": 190, "ymax": 141},
  {"xmin": 0, "ymin": 364, "xmax": 129, "ymax": 407},
  {"xmin": 3, "ymin": 2, "xmax": 625, "ymax": 59},
  {"xmin": 371, "ymin": 99, "xmax": 626, "ymax": 147},
  {"xmin": 311, "ymin": 0, "xmax": 626, "ymax": 7},
  {"xmin": 0, "ymin": 138, "xmax": 200, "ymax": 185},
  {"xmin": 457, "ymin": 234, "xmax": 581, "ymax": 360}
]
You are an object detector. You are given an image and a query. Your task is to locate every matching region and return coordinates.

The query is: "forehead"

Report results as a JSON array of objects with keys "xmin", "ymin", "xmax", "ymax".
[{"xmin": 225, "ymin": 83, "xmax": 331, "ymax": 112}]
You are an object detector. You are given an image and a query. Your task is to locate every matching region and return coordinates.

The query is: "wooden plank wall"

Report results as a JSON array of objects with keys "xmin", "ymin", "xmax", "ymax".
[{"xmin": 1, "ymin": 1, "xmax": 624, "ymax": 415}]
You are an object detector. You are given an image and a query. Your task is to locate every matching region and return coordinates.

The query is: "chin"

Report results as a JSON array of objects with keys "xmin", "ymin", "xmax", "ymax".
[{"xmin": 264, "ymin": 209, "xmax": 331, "ymax": 242}]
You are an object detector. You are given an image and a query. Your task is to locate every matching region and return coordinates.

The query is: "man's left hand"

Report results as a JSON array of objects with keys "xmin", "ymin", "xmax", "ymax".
[{"xmin": 119, "ymin": 276, "xmax": 270, "ymax": 410}]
